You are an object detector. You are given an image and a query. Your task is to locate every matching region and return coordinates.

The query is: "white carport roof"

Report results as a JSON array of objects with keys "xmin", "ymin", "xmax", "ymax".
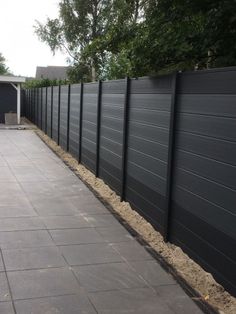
[
  {"xmin": 0, "ymin": 75, "xmax": 26, "ymax": 124},
  {"xmin": 0, "ymin": 75, "xmax": 26, "ymax": 83}
]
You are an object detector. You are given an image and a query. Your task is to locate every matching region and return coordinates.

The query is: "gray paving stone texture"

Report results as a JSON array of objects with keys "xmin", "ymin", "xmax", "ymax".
[{"xmin": 0, "ymin": 130, "xmax": 203, "ymax": 313}]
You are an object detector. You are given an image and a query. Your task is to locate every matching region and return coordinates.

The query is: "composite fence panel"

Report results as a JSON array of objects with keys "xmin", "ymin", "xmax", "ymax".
[
  {"xmin": 34, "ymin": 89, "xmax": 38, "ymax": 126},
  {"xmin": 31, "ymin": 89, "xmax": 34, "ymax": 121},
  {"xmin": 42, "ymin": 87, "xmax": 47, "ymax": 133},
  {"xmin": 59, "ymin": 85, "xmax": 69, "ymax": 151},
  {"xmin": 30, "ymin": 89, "xmax": 32, "ymax": 120},
  {"xmin": 34, "ymin": 88, "xmax": 37, "ymax": 124},
  {"xmin": 46, "ymin": 87, "xmax": 52, "ymax": 138},
  {"xmin": 171, "ymin": 68, "xmax": 236, "ymax": 295},
  {"xmin": 36, "ymin": 88, "xmax": 39, "ymax": 125},
  {"xmin": 125, "ymin": 76, "xmax": 172, "ymax": 233},
  {"xmin": 31, "ymin": 89, "xmax": 35, "ymax": 123},
  {"xmin": 27, "ymin": 90, "xmax": 30, "ymax": 119},
  {"xmin": 22, "ymin": 90, "xmax": 26, "ymax": 117},
  {"xmin": 99, "ymin": 80, "xmax": 125, "ymax": 195},
  {"xmin": 25, "ymin": 90, "xmax": 29, "ymax": 119},
  {"xmin": 31, "ymin": 89, "xmax": 34, "ymax": 123},
  {"xmin": 29, "ymin": 89, "xmax": 33, "ymax": 122},
  {"xmin": 23, "ymin": 90, "xmax": 26, "ymax": 117},
  {"xmin": 81, "ymin": 83, "xmax": 98, "ymax": 173},
  {"xmin": 69, "ymin": 84, "xmax": 81, "ymax": 159},
  {"xmin": 37, "ymin": 89, "xmax": 41, "ymax": 128},
  {"xmin": 28, "ymin": 90, "xmax": 30, "ymax": 119},
  {"xmin": 25, "ymin": 90, "xmax": 28, "ymax": 117},
  {"xmin": 52, "ymin": 86, "xmax": 59, "ymax": 143}
]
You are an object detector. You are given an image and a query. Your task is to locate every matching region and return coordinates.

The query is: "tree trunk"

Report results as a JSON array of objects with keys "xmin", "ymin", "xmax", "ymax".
[{"xmin": 91, "ymin": 66, "xmax": 96, "ymax": 81}]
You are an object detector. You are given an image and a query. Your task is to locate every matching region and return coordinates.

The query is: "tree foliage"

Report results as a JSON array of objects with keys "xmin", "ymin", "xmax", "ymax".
[
  {"xmin": 0, "ymin": 53, "xmax": 10, "ymax": 75},
  {"xmin": 23, "ymin": 78, "xmax": 68, "ymax": 89},
  {"xmin": 35, "ymin": 0, "xmax": 236, "ymax": 81},
  {"xmin": 35, "ymin": 0, "xmax": 112, "ymax": 81}
]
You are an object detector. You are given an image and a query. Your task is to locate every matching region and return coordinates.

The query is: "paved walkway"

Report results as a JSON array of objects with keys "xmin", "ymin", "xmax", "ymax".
[{"xmin": 0, "ymin": 130, "xmax": 203, "ymax": 314}]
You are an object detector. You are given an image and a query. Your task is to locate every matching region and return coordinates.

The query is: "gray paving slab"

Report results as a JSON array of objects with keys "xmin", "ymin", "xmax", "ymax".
[
  {"xmin": 59, "ymin": 243, "xmax": 123, "ymax": 265},
  {"xmin": 0, "ymin": 167, "xmax": 16, "ymax": 182},
  {"xmin": 31, "ymin": 197, "xmax": 80, "ymax": 216},
  {"xmin": 0, "ymin": 194, "xmax": 32, "ymax": 207},
  {"xmin": 0, "ymin": 302, "xmax": 15, "ymax": 314},
  {"xmin": 49, "ymin": 228, "xmax": 105, "ymax": 245},
  {"xmin": 96, "ymin": 225, "xmax": 135, "ymax": 243},
  {"xmin": 41, "ymin": 215, "xmax": 90, "ymax": 229},
  {"xmin": 83, "ymin": 213, "xmax": 122, "ymax": 228},
  {"xmin": 0, "ymin": 182, "xmax": 22, "ymax": 194},
  {"xmin": 88, "ymin": 287, "xmax": 175, "ymax": 314},
  {"xmin": 76, "ymin": 204, "xmax": 110, "ymax": 215},
  {"xmin": 0, "ymin": 254, "xmax": 4, "ymax": 271},
  {"xmin": 14, "ymin": 294, "xmax": 97, "ymax": 314},
  {"xmin": 2, "ymin": 246, "xmax": 66, "ymax": 271},
  {"xmin": 0, "ymin": 130, "xmax": 203, "ymax": 314},
  {"xmin": 111, "ymin": 241, "xmax": 154, "ymax": 261},
  {"xmin": 129, "ymin": 260, "xmax": 176, "ymax": 286},
  {"xmin": 0, "ymin": 230, "xmax": 54, "ymax": 249},
  {"xmin": 0, "ymin": 206, "xmax": 37, "ymax": 218},
  {"xmin": 20, "ymin": 181, "xmax": 59, "ymax": 199},
  {"xmin": 12, "ymin": 167, "xmax": 48, "ymax": 182},
  {"xmin": 8, "ymin": 268, "xmax": 81, "ymax": 300},
  {"xmin": 154, "ymin": 284, "xmax": 203, "ymax": 314},
  {"xmin": 0, "ymin": 273, "xmax": 11, "ymax": 302},
  {"xmin": 73, "ymin": 262, "xmax": 147, "ymax": 292},
  {"xmin": 0, "ymin": 217, "xmax": 45, "ymax": 231}
]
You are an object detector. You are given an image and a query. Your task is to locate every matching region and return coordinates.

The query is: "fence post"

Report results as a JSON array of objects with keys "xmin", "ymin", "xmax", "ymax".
[
  {"xmin": 33, "ymin": 88, "xmax": 36, "ymax": 124},
  {"xmin": 51, "ymin": 86, "xmax": 53, "ymax": 138},
  {"xmin": 58, "ymin": 85, "xmax": 61, "ymax": 146},
  {"xmin": 33, "ymin": 89, "xmax": 35, "ymax": 124},
  {"xmin": 78, "ymin": 82, "xmax": 84, "ymax": 163},
  {"xmin": 34, "ymin": 89, "xmax": 36, "ymax": 125},
  {"xmin": 30, "ymin": 89, "xmax": 32, "ymax": 122},
  {"xmin": 66, "ymin": 84, "xmax": 71, "ymax": 152},
  {"xmin": 27, "ymin": 90, "xmax": 29, "ymax": 119},
  {"xmin": 40, "ymin": 88, "xmax": 43, "ymax": 130},
  {"xmin": 36, "ymin": 89, "xmax": 39, "ymax": 127},
  {"xmin": 30, "ymin": 89, "xmax": 32, "ymax": 121},
  {"xmin": 121, "ymin": 77, "xmax": 131, "ymax": 201},
  {"xmin": 35, "ymin": 89, "xmax": 37, "ymax": 124},
  {"xmin": 163, "ymin": 71, "xmax": 179, "ymax": 242},
  {"xmin": 95, "ymin": 80, "xmax": 102, "ymax": 177},
  {"xmin": 31, "ymin": 89, "xmax": 33, "ymax": 122},
  {"xmin": 34, "ymin": 88, "xmax": 36, "ymax": 124},
  {"xmin": 45, "ymin": 87, "xmax": 48, "ymax": 134}
]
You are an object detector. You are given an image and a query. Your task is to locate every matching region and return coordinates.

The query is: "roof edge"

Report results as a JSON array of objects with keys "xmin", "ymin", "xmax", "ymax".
[{"xmin": 0, "ymin": 75, "xmax": 26, "ymax": 83}]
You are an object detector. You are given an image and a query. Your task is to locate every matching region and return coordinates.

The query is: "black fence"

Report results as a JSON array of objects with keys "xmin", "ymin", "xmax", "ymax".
[{"xmin": 24, "ymin": 67, "xmax": 236, "ymax": 296}]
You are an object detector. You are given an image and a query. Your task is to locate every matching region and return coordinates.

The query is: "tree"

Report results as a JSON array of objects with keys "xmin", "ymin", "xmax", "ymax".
[
  {"xmin": 117, "ymin": 0, "xmax": 236, "ymax": 74},
  {"xmin": 35, "ymin": 0, "xmax": 112, "ymax": 81},
  {"xmin": 85, "ymin": 0, "xmax": 145, "ymax": 79},
  {"xmin": 0, "ymin": 53, "xmax": 10, "ymax": 75},
  {"xmin": 35, "ymin": 0, "xmax": 236, "ymax": 81}
]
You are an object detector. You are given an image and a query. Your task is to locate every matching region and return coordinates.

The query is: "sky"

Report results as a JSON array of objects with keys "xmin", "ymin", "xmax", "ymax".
[{"xmin": 0, "ymin": 0, "xmax": 67, "ymax": 77}]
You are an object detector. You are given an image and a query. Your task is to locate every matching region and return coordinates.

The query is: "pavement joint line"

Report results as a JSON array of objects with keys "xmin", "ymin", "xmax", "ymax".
[
  {"xmin": 10, "ymin": 293, "xmax": 79, "ymax": 302},
  {"xmin": 5, "ymin": 266, "xmax": 70, "ymax": 273},
  {"xmin": 0, "ymin": 240, "xmax": 139, "ymax": 253}
]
